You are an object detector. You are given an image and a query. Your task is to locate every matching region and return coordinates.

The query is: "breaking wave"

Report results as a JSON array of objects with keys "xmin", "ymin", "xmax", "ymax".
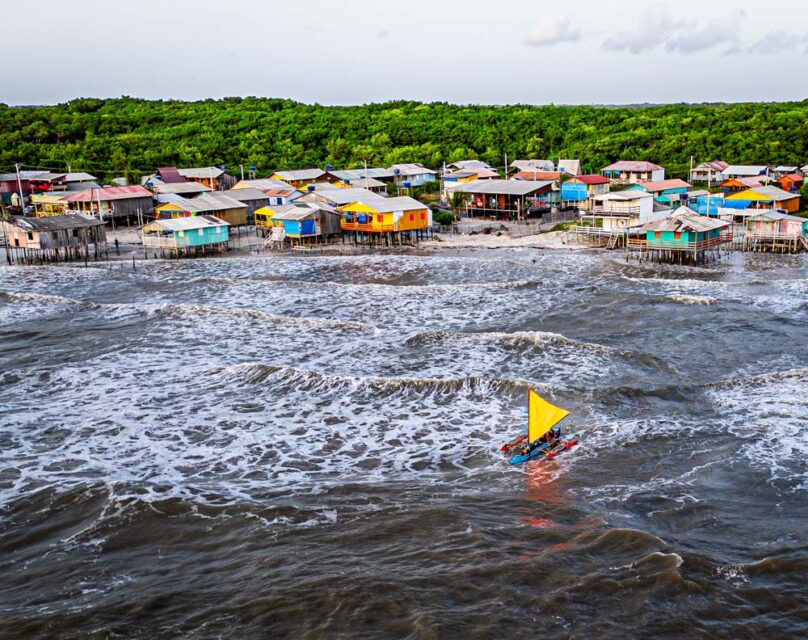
[
  {"xmin": 0, "ymin": 290, "xmax": 100, "ymax": 309},
  {"xmin": 192, "ymin": 276, "xmax": 539, "ymax": 291},
  {"xmin": 405, "ymin": 329, "xmax": 617, "ymax": 355},
  {"xmin": 217, "ymin": 362, "xmax": 539, "ymax": 397},
  {"xmin": 661, "ymin": 294, "xmax": 717, "ymax": 306}
]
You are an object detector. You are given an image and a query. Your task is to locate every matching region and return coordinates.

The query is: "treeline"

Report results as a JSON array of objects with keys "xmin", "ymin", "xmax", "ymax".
[{"xmin": 1, "ymin": 97, "xmax": 807, "ymax": 183}]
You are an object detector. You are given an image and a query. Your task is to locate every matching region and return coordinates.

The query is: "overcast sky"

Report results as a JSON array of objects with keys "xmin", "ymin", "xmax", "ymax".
[{"xmin": 2, "ymin": 0, "xmax": 807, "ymax": 105}]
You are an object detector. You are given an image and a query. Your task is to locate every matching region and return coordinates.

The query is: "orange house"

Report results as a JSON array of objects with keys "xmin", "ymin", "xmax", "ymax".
[{"xmin": 778, "ymin": 174, "xmax": 804, "ymax": 193}]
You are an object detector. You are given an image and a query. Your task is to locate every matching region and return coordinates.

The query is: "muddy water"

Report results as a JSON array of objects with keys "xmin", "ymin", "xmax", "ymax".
[{"xmin": 1, "ymin": 249, "xmax": 806, "ymax": 638}]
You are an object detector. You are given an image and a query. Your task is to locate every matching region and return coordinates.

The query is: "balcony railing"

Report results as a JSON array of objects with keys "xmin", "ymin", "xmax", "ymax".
[
  {"xmin": 627, "ymin": 233, "xmax": 732, "ymax": 251},
  {"xmin": 590, "ymin": 206, "xmax": 641, "ymax": 215},
  {"xmin": 341, "ymin": 221, "xmax": 398, "ymax": 232}
]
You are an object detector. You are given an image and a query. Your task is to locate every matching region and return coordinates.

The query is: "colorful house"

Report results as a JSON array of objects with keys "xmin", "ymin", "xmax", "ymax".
[
  {"xmin": 690, "ymin": 161, "xmax": 728, "ymax": 185},
  {"xmin": 1, "ymin": 214, "xmax": 107, "ymax": 264},
  {"xmin": 389, "ymin": 163, "xmax": 438, "ymax": 187},
  {"xmin": 443, "ymin": 170, "xmax": 480, "ymax": 185},
  {"xmin": 777, "ymin": 174, "xmax": 804, "ymax": 193},
  {"xmin": 718, "ymin": 165, "xmax": 768, "ymax": 181},
  {"xmin": 270, "ymin": 169, "xmax": 338, "ymax": 188},
  {"xmin": 772, "ymin": 166, "xmax": 799, "ymax": 179},
  {"xmin": 602, "ymin": 161, "xmax": 665, "ymax": 184},
  {"xmin": 510, "ymin": 159, "xmax": 555, "ymax": 173},
  {"xmin": 560, "ymin": 175, "xmax": 611, "ymax": 210},
  {"xmin": 31, "ymin": 192, "xmax": 69, "ymax": 216},
  {"xmin": 452, "ymin": 179, "xmax": 556, "ymax": 219},
  {"xmin": 62, "ymin": 186, "xmax": 154, "ymax": 221},
  {"xmin": 177, "ymin": 167, "xmax": 237, "ymax": 190},
  {"xmin": 298, "ymin": 187, "xmax": 384, "ymax": 209},
  {"xmin": 154, "ymin": 192, "xmax": 248, "ymax": 226},
  {"xmin": 340, "ymin": 196, "xmax": 432, "ymax": 240},
  {"xmin": 743, "ymin": 211, "xmax": 808, "ymax": 253},
  {"xmin": 720, "ymin": 176, "xmax": 772, "ymax": 194},
  {"xmin": 631, "ymin": 208, "xmax": 732, "ymax": 263},
  {"xmin": 557, "ymin": 159, "xmax": 581, "ymax": 176},
  {"xmin": 629, "ymin": 179, "xmax": 692, "ymax": 208},
  {"xmin": 725, "ymin": 185, "xmax": 801, "ymax": 213},
  {"xmin": 446, "ymin": 160, "xmax": 493, "ymax": 171},
  {"xmin": 141, "ymin": 215, "xmax": 230, "ymax": 256},
  {"xmin": 331, "ymin": 168, "xmax": 396, "ymax": 184},
  {"xmin": 270, "ymin": 203, "xmax": 342, "ymax": 244}
]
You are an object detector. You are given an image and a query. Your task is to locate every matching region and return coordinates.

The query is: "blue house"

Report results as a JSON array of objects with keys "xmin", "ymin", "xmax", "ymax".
[{"xmin": 390, "ymin": 163, "xmax": 438, "ymax": 187}]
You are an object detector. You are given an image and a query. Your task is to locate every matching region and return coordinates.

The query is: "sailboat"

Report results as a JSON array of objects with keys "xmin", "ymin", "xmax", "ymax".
[{"xmin": 501, "ymin": 389, "xmax": 578, "ymax": 465}]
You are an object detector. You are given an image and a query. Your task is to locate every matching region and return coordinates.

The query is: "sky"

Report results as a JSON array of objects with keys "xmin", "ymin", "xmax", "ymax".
[{"xmin": 2, "ymin": 0, "xmax": 807, "ymax": 106}]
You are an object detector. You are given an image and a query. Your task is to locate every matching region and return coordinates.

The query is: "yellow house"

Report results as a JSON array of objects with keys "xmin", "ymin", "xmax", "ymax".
[
  {"xmin": 339, "ymin": 196, "xmax": 432, "ymax": 233},
  {"xmin": 254, "ymin": 204, "xmax": 302, "ymax": 232},
  {"xmin": 31, "ymin": 193, "xmax": 68, "ymax": 217}
]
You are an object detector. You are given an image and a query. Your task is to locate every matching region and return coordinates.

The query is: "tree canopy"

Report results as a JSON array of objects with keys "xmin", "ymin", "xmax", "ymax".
[{"xmin": 1, "ymin": 97, "xmax": 807, "ymax": 183}]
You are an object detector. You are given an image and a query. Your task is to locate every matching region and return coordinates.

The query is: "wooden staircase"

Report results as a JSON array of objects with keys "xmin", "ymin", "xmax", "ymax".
[{"xmin": 606, "ymin": 233, "xmax": 620, "ymax": 250}]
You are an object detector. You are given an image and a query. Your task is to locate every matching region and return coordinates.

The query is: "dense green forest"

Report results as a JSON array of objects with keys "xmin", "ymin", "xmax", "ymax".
[{"xmin": 1, "ymin": 97, "xmax": 807, "ymax": 183}]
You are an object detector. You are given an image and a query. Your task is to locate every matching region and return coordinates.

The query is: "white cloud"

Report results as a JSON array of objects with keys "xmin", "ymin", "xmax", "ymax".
[
  {"xmin": 523, "ymin": 16, "xmax": 580, "ymax": 47},
  {"xmin": 603, "ymin": 5, "xmax": 743, "ymax": 55},
  {"xmin": 744, "ymin": 30, "xmax": 808, "ymax": 55},
  {"xmin": 376, "ymin": 28, "xmax": 390, "ymax": 40}
]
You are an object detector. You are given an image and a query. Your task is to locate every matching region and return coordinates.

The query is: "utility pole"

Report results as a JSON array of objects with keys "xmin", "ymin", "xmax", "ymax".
[
  {"xmin": 240, "ymin": 164, "xmax": 244, "ymax": 181},
  {"xmin": 15, "ymin": 163, "xmax": 25, "ymax": 213}
]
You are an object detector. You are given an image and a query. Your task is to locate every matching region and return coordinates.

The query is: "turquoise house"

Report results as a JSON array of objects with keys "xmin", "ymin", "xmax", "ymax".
[
  {"xmin": 141, "ymin": 214, "xmax": 230, "ymax": 256},
  {"xmin": 641, "ymin": 208, "xmax": 729, "ymax": 250}
]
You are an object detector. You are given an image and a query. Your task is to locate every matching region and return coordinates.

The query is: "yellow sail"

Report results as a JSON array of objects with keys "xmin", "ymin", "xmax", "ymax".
[{"xmin": 528, "ymin": 389, "xmax": 570, "ymax": 444}]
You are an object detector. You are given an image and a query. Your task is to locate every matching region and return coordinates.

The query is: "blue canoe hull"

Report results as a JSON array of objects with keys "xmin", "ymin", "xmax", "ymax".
[
  {"xmin": 508, "ymin": 443, "xmax": 550, "ymax": 465},
  {"xmin": 508, "ymin": 439, "xmax": 577, "ymax": 466}
]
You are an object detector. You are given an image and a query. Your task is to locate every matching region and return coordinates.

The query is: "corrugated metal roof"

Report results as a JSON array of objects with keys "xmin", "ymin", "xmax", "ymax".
[
  {"xmin": 595, "ymin": 190, "xmax": 654, "ymax": 202},
  {"xmin": 745, "ymin": 211, "xmax": 806, "ymax": 223},
  {"xmin": 510, "ymin": 159, "xmax": 554, "ymax": 171},
  {"xmin": 331, "ymin": 168, "xmax": 394, "ymax": 181},
  {"xmin": 65, "ymin": 185, "xmax": 152, "ymax": 202},
  {"xmin": 641, "ymin": 209, "xmax": 729, "ymax": 233},
  {"xmin": 572, "ymin": 174, "xmax": 611, "ymax": 185},
  {"xmin": 152, "ymin": 182, "xmax": 213, "ymax": 195},
  {"xmin": 178, "ymin": 167, "xmax": 226, "ymax": 179},
  {"xmin": 146, "ymin": 215, "xmax": 229, "ymax": 231},
  {"xmin": 694, "ymin": 160, "xmax": 729, "ymax": 172},
  {"xmin": 728, "ymin": 185, "xmax": 800, "ymax": 201},
  {"xmin": 720, "ymin": 165, "xmax": 768, "ymax": 177},
  {"xmin": 453, "ymin": 179, "xmax": 554, "ymax": 196},
  {"xmin": 512, "ymin": 171, "xmax": 563, "ymax": 181},
  {"xmin": 602, "ymin": 161, "xmax": 663, "ymax": 172},
  {"xmin": 273, "ymin": 168, "xmax": 326, "ymax": 181},
  {"xmin": 194, "ymin": 192, "xmax": 248, "ymax": 209},
  {"xmin": 232, "ymin": 178, "xmax": 295, "ymax": 191},
  {"xmin": 638, "ymin": 179, "xmax": 692, "ymax": 192},
  {"xmin": 62, "ymin": 172, "xmax": 98, "ymax": 182},
  {"xmin": 389, "ymin": 163, "xmax": 438, "ymax": 176},
  {"xmin": 6, "ymin": 214, "xmax": 103, "ymax": 231},
  {"xmin": 303, "ymin": 187, "xmax": 381, "ymax": 205},
  {"xmin": 225, "ymin": 188, "xmax": 269, "ymax": 201},
  {"xmin": 157, "ymin": 166, "xmax": 186, "ymax": 184},
  {"xmin": 774, "ymin": 166, "xmax": 798, "ymax": 173},
  {"xmin": 557, "ymin": 159, "xmax": 581, "ymax": 175},
  {"xmin": 272, "ymin": 209, "xmax": 316, "ymax": 222},
  {"xmin": 340, "ymin": 195, "xmax": 427, "ymax": 212},
  {"xmin": 447, "ymin": 160, "xmax": 492, "ymax": 170}
]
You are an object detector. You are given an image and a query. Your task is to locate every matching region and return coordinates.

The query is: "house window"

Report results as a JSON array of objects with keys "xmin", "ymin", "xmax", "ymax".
[
  {"xmin": 674, "ymin": 232, "xmax": 681, "ymax": 240},
  {"xmin": 198, "ymin": 229, "xmax": 204, "ymax": 236},
  {"xmin": 27, "ymin": 232, "xmax": 33, "ymax": 240},
  {"xmin": 72, "ymin": 229, "xmax": 79, "ymax": 237},
  {"xmin": 377, "ymin": 215, "xmax": 383, "ymax": 223},
  {"xmin": 655, "ymin": 232, "xmax": 661, "ymax": 239},
  {"xmin": 216, "ymin": 227, "xmax": 221, "ymax": 233},
  {"xmin": 409, "ymin": 213, "xmax": 414, "ymax": 221},
  {"xmin": 420, "ymin": 212, "xmax": 426, "ymax": 220},
  {"xmin": 179, "ymin": 230, "xmax": 184, "ymax": 237}
]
